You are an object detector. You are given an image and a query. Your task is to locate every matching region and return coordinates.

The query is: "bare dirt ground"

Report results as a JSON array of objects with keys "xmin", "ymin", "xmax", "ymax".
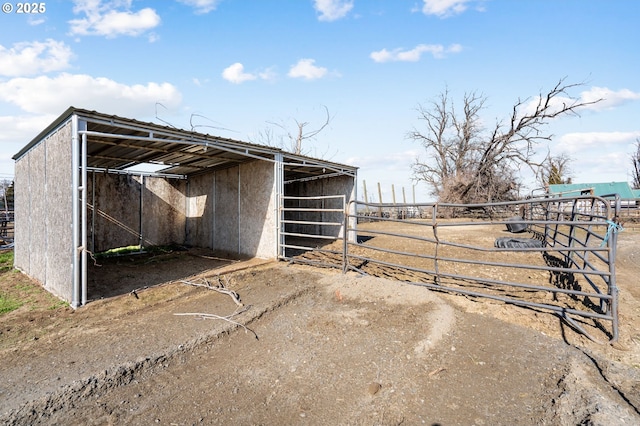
[{"xmin": 0, "ymin": 226, "xmax": 639, "ymax": 425}]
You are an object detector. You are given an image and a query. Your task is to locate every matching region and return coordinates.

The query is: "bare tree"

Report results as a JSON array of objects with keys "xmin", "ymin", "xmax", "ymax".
[
  {"xmin": 631, "ymin": 138, "xmax": 640, "ymax": 189},
  {"xmin": 537, "ymin": 152, "xmax": 573, "ymax": 188},
  {"xmin": 410, "ymin": 78, "xmax": 600, "ymax": 203},
  {"xmin": 257, "ymin": 105, "xmax": 333, "ymax": 156},
  {"xmin": 409, "ymin": 89, "xmax": 485, "ymax": 198}
]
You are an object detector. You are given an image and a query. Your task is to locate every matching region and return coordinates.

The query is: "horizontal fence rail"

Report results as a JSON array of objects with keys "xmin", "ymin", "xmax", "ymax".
[
  {"xmin": 279, "ymin": 195, "xmax": 346, "ymax": 268},
  {"xmin": 283, "ymin": 194, "xmax": 623, "ymax": 343},
  {"xmin": 345, "ymin": 195, "xmax": 621, "ymax": 343}
]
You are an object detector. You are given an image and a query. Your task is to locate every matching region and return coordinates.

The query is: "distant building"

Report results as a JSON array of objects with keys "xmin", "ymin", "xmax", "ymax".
[
  {"xmin": 547, "ymin": 182, "xmax": 637, "ymax": 199},
  {"xmin": 547, "ymin": 181, "xmax": 638, "ymax": 212}
]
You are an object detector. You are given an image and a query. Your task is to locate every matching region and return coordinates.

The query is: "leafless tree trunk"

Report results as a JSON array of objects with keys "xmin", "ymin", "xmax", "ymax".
[
  {"xmin": 261, "ymin": 105, "xmax": 333, "ymax": 156},
  {"xmin": 410, "ymin": 78, "xmax": 600, "ymax": 203},
  {"xmin": 537, "ymin": 152, "xmax": 573, "ymax": 188},
  {"xmin": 631, "ymin": 138, "xmax": 640, "ymax": 189}
]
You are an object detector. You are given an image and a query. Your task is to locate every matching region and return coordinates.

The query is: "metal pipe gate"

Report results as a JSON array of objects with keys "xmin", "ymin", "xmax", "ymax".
[{"xmin": 283, "ymin": 193, "xmax": 623, "ymax": 343}]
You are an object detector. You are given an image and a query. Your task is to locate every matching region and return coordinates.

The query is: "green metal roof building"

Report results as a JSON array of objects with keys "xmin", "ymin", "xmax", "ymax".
[{"xmin": 548, "ymin": 182, "xmax": 638, "ymax": 199}]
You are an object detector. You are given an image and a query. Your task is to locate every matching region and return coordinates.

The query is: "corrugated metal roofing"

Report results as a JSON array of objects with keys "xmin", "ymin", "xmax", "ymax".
[
  {"xmin": 548, "ymin": 182, "xmax": 636, "ymax": 199},
  {"xmin": 13, "ymin": 107, "xmax": 357, "ymax": 182}
]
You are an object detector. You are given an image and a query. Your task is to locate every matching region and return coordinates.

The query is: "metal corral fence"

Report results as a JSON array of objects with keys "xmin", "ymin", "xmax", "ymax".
[
  {"xmin": 278, "ymin": 195, "xmax": 346, "ymax": 260},
  {"xmin": 618, "ymin": 198, "xmax": 640, "ymax": 223},
  {"xmin": 0, "ymin": 211, "xmax": 14, "ymax": 247},
  {"xmin": 282, "ymin": 194, "xmax": 623, "ymax": 343}
]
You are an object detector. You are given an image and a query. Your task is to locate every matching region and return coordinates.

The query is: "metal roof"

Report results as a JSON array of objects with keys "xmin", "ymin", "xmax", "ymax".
[
  {"xmin": 548, "ymin": 182, "xmax": 636, "ymax": 199},
  {"xmin": 13, "ymin": 107, "xmax": 357, "ymax": 182}
]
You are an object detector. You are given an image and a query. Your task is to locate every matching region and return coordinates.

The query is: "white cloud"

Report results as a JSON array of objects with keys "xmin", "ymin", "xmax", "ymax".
[
  {"xmin": 0, "ymin": 73, "xmax": 182, "ymax": 116},
  {"xmin": 0, "ymin": 40, "xmax": 73, "ymax": 77},
  {"xmin": 28, "ymin": 16, "xmax": 46, "ymax": 26},
  {"xmin": 522, "ymin": 86, "xmax": 640, "ymax": 117},
  {"xmin": 222, "ymin": 63, "xmax": 257, "ymax": 84},
  {"xmin": 421, "ymin": 0, "xmax": 472, "ymax": 17},
  {"xmin": 288, "ymin": 59, "xmax": 328, "ymax": 80},
  {"xmin": 258, "ymin": 68, "xmax": 277, "ymax": 81},
  {"xmin": 69, "ymin": 0, "xmax": 161, "ymax": 38},
  {"xmin": 0, "ymin": 114, "xmax": 56, "ymax": 143},
  {"xmin": 558, "ymin": 131, "xmax": 640, "ymax": 153},
  {"xmin": 178, "ymin": 0, "xmax": 222, "ymax": 14},
  {"xmin": 370, "ymin": 43, "xmax": 462, "ymax": 62},
  {"xmin": 0, "ymin": 114, "xmax": 60, "ymax": 175},
  {"xmin": 579, "ymin": 86, "xmax": 640, "ymax": 111},
  {"xmin": 314, "ymin": 0, "xmax": 354, "ymax": 22},
  {"xmin": 554, "ymin": 133, "xmax": 640, "ymax": 183}
]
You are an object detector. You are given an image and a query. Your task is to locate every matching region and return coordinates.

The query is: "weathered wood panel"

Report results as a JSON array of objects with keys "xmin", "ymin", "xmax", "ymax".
[
  {"xmin": 214, "ymin": 167, "xmax": 239, "ymax": 254},
  {"xmin": 29, "ymin": 142, "xmax": 47, "ymax": 285},
  {"xmin": 13, "ymin": 150, "xmax": 30, "ymax": 274},
  {"xmin": 185, "ymin": 172, "xmax": 215, "ymax": 248},
  {"xmin": 45, "ymin": 122, "xmax": 74, "ymax": 301},
  {"xmin": 239, "ymin": 160, "xmax": 276, "ymax": 258},
  {"xmin": 141, "ymin": 176, "xmax": 186, "ymax": 246},
  {"xmin": 91, "ymin": 173, "xmax": 141, "ymax": 252}
]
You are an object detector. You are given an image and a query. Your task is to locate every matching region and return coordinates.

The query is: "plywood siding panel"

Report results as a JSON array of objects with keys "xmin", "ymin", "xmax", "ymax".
[
  {"xmin": 185, "ymin": 173, "xmax": 214, "ymax": 248},
  {"xmin": 44, "ymin": 122, "xmax": 74, "ymax": 301},
  {"xmin": 29, "ymin": 141, "xmax": 47, "ymax": 285},
  {"xmin": 141, "ymin": 177, "xmax": 186, "ymax": 246},
  {"xmin": 92, "ymin": 173, "xmax": 141, "ymax": 252},
  {"xmin": 239, "ymin": 160, "xmax": 276, "ymax": 258},
  {"xmin": 13, "ymin": 152, "xmax": 30, "ymax": 274},
  {"xmin": 214, "ymin": 167, "xmax": 239, "ymax": 254}
]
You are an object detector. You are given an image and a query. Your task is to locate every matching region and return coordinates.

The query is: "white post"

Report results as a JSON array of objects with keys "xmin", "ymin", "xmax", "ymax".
[{"xmin": 71, "ymin": 115, "xmax": 79, "ymax": 308}]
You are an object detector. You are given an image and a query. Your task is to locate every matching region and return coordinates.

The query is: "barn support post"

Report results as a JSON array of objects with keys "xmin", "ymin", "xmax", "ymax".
[
  {"xmin": 211, "ymin": 172, "xmax": 216, "ymax": 249},
  {"xmin": 274, "ymin": 153, "xmax": 284, "ymax": 258},
  {"xmin": 349, "ymin": 172, "xmax": 357, "ymax": 243},
  {"xmin": 238, "ymin": 166, "xmax": 241, "ymax": 254},
  {"xmin": 91, "ymin": 171, "xmax": 96, "ymax": 253},
  {"xmin": 71, "ymin": 116, "xmax": 89, "ymax": 307},
  {"xmin": 80, "ymin": 128, "xmax": 88, "ymax": 306},
  {"xmin": 139, "ymin": 174, "xmax": 145, "ymax": 250},
  {"xmin": 71, "ymin": 115, "xmax": 79, "ymax": 308}
]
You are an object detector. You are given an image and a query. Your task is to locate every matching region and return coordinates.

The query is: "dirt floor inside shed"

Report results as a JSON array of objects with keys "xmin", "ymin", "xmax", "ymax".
[{"xmin": 0, "ymin": 226, "xmax": 639, "ymax": 425}]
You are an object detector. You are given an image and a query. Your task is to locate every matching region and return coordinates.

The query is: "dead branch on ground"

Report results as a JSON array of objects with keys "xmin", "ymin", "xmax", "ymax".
[
  {"xmin": 179, "ymin": 276, "xmax": 243, "ymax": 307},
  {"xmin": 174, "ymin": 305, "xmax": 258, "ymax": 340}
]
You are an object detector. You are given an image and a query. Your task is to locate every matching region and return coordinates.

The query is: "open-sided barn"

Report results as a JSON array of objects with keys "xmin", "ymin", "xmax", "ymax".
[{"xmin": 12, "ymin": 107, "xmax": 357, "ymax": 307}]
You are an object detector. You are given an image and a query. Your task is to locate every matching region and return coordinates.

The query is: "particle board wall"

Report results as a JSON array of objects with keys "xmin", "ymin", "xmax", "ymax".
[
  {"xmin": 213, "ymin": 166, "xmax": 240, "ymax": 254},
  {"xmin": 239, "ymin": 160, "xmax": 276, "ymax": 258},
  {"xmin": 185, "ymin": 160, "xmax": 276, "ymax": 258},
  {"xmin": 29, "ymin": 141, "xmax": 47, "ymax": 285},
  {"xmin": 13, "ymin": 121, "xmax": 74, "ymax": 302},
  {"xmin": 13, "ymin": 150, "xmax": 30, "ymax": 274},
  {"xmin": 44, "ymin": 122, "xmax": 73, "ymax": 300},
  {"xmin": 185, "ymin": 172, "xmax": 215, "ymax": 249},
  {"xmin": 140, "ymin": 176, "xmax": 186, "ymax": 247},
  {"xmin": 89, "ymin": 173, "xmax": 187, "ymax": 251},
  {"xmin": 89, "ymin": 173, "xmax": 142, "ymax": 252}
]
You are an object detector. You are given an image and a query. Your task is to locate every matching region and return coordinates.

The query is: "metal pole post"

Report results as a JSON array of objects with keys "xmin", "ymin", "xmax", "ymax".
[
  {"xmin": 81, "ymin": 130, "xmax": 88, "ymax": 305},
  {"xmin": 71, "ymin": 115, "xmax": 79, "ymax": 308}
]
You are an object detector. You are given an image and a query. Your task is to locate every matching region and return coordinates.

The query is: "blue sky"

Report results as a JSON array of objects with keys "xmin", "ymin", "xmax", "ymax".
[{"xmin": 1, "ymin": 0, "xmax": 639, "ymax": 202}]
